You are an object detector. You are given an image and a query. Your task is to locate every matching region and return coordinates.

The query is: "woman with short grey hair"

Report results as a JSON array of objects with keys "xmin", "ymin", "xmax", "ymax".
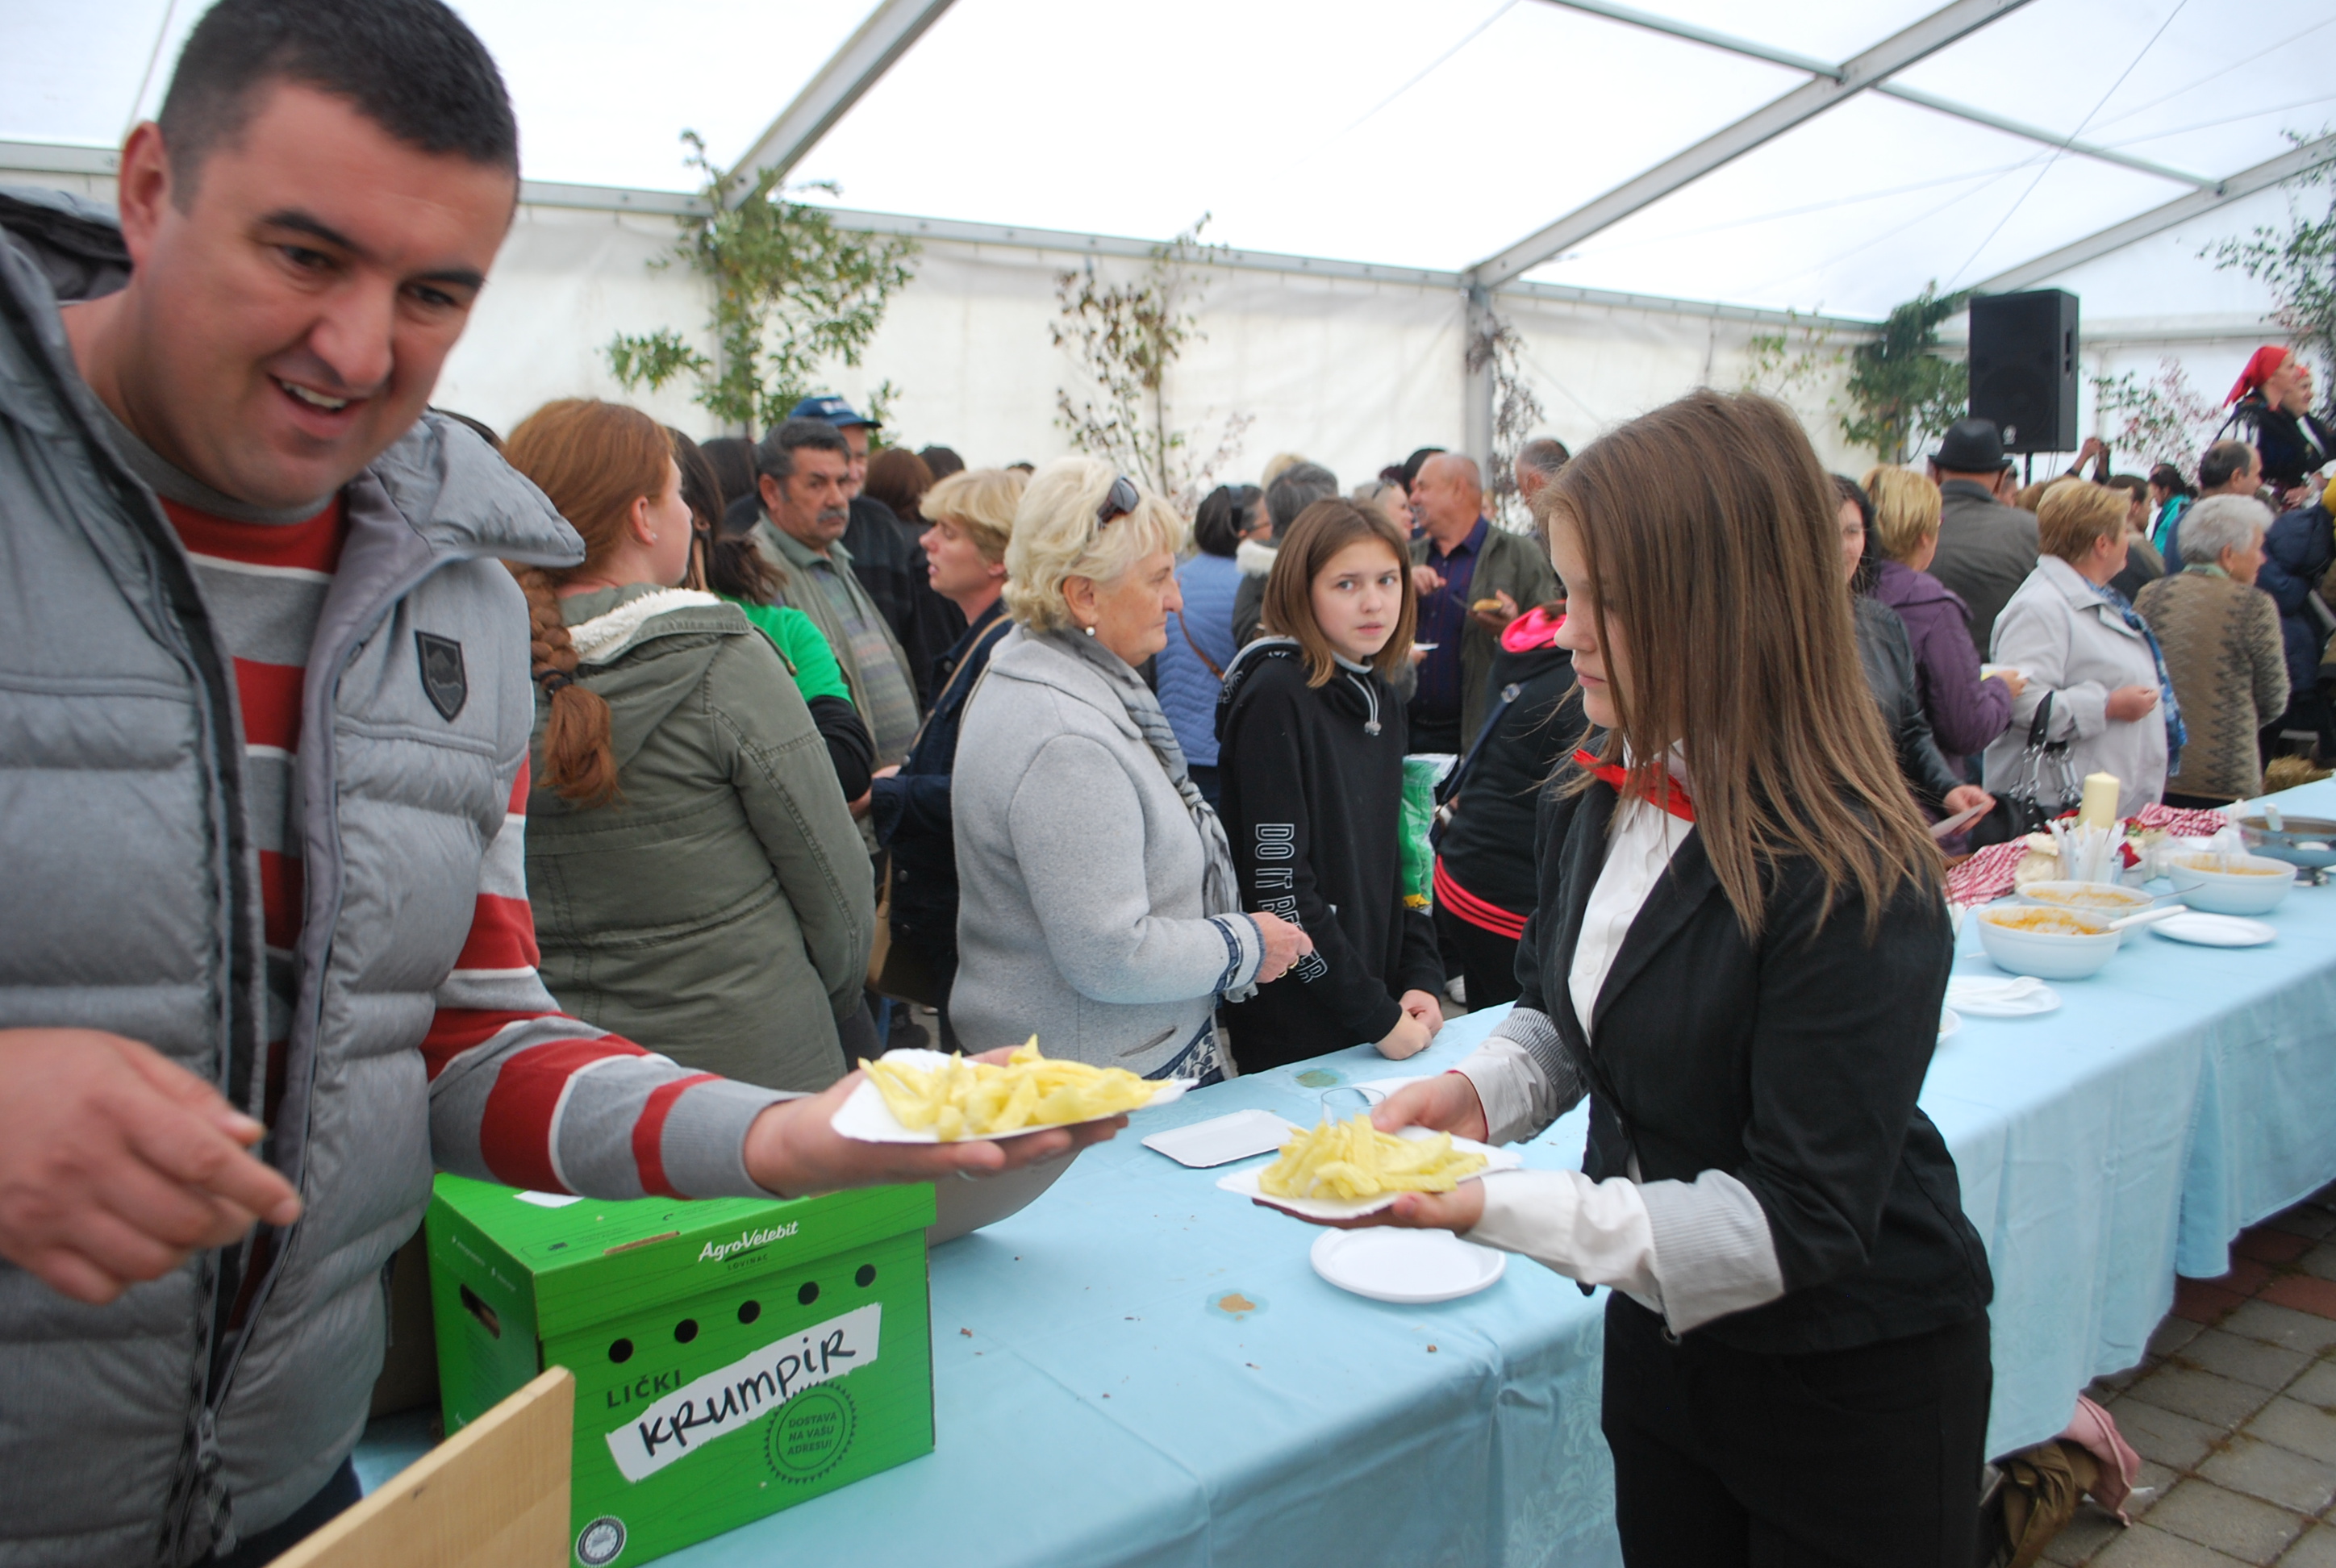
[
  {"xmin": 2136, "ymin": 494, "xmax": 2288, "ymax": 807},
  {"xmin": 949, "ymin": 459, "xmax": 1312, "ymax": 1078}
]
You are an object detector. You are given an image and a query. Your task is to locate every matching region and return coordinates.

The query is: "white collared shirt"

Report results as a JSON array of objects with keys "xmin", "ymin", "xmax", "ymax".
[
  {"xmin": 1568, "ymin": 785, "xmax": 1693, "ymax": 1036},
  {"xmin": 1454, "ymin": 754, "xmax": 1785, "ymax": 1336}
]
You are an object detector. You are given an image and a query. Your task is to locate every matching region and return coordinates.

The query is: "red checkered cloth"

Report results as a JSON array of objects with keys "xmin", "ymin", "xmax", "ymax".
[
  {"xmin": 2130, "ymin": 803, "xmax": 2234, "ymax": 836},
  {"xmin": 1942, "ymin": 805, "xmax": 2232, "ymax": 907},
  {"xmin": 1945, "ymin": 840, "xmax": 2029, "ymax": 907}
]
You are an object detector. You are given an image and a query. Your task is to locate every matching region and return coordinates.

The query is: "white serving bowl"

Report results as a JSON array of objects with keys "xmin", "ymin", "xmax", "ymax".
[
  {"xmin": 2165, "ymin": 853, "xmax": 2295, "ymax": 917},
  {"xmin": 1974, "ymin": 904, "xmax": 2121, "ymax": 981},
  {"xmin": 2018, "ymin": 881, "xmax": 2158, "ymax": 917},
  {"xmin": 2017, "ymin": 880, "xmax": 2158, "ymax": 944}
]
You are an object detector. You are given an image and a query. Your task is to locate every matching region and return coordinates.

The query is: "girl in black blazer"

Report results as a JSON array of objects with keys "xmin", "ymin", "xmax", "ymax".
[{"xmin": 1291, "ymin": 391, "xmax": 1994, "ymax": 1567}]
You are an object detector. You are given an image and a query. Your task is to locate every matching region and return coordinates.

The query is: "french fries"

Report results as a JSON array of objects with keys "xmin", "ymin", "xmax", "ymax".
[
  {"xmin": 1258, "ymin": 1116, "xmax": 1487, "ymax": 1202},
  {"xmin": 861, "ymin": 1037, "xmax": 1160, "ymax": 1141}
]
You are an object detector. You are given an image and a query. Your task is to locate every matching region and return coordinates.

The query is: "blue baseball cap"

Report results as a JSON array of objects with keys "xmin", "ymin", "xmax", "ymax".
[{"xmin": 789, "ymin": 394, "xmax": 878, "ymax": 429}]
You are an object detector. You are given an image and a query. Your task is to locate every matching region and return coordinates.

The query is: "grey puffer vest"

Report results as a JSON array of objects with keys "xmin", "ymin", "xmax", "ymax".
[{"xmin": 0, "ymin": 188, "xmax": 584, "ymax": 1565}]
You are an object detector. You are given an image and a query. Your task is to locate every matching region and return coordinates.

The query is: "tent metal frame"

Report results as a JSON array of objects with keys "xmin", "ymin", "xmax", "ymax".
[{"xmin": 11, "ymin": 0, "xmax": 2327, "ymax": 456}]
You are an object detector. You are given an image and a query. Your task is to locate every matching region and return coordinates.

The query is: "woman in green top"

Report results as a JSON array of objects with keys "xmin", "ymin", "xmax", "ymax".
[{"xmin": 674, "ymin": 429, "xmax": 874, "ymax": 801}]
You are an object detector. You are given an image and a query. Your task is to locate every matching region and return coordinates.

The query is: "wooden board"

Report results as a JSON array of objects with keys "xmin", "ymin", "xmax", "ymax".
[{"xmin": 269, "ymin": 1367, "xmax": 572, "ymax": 1568}]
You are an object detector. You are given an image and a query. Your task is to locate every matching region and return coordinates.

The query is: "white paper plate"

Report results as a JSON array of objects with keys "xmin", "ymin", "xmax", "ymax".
[
  {"xmin": 1351, "ymin": 1076, "xmax": 1433, "ymax": 1099},
  {"xmin": 2150, "ymin": 913, "xmax": 2276, "ymax": 948},
  {"xmin": 1938, "ymin": 1007, "xmax": 1960, "ymax": 1041},
  {"xmin": 1216, "ymin": 1128, "xmax": 1521, "ymax": 1220},
  {"xmin": 832, "ymin": 1049, "xmax": 1193, "ymax": 1144},
  {"xmin": 1309, "ymin": 1228, "xmax": 1507, "ymax": 1304},
  {"xmin": 1945, "ymin": 978, "xmax": 2063, "ymax": 1017},
  {"xmin": 1142, "ymin": 1109, "xmax": 1301, "ymax": 1169}
]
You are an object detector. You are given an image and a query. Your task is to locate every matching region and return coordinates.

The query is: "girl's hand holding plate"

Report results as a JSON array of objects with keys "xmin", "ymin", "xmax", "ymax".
[{"xmin": 1285, "ymin": 1071, "xmax": 1494, "ymax": 1232}]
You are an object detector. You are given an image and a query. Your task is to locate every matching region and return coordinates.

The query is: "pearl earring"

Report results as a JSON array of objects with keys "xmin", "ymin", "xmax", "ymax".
[{"xmin": 1083, "ymin": 623, "xmax": 1097, "ymax": 637}]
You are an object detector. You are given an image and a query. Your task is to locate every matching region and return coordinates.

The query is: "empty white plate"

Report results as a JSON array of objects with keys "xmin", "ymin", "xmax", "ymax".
[
  {"xmin": 1945, "ymin": 976, "xmax": 2062, "ymax": 1017},
  {"xmin": 1310, "ymin": 1228, "xmax": 1506, "ymax": 1303},
  {"xmin": 2151, "ymin": 913, "xmax": 2276, "ymax": 948},
  {"xmin": 1142, "ymin": 1109, "xmax": 1301, "ymax": 1169}
]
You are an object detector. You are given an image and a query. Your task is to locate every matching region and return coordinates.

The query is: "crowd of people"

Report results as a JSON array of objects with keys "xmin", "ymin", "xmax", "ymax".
[{"xmin": 5, "ymin": 1, "xmax": 2335, "ymax": 1564}]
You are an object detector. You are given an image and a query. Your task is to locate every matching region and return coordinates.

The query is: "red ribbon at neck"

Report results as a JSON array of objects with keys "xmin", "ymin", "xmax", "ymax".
[{"xmin": 1573, "ymin": 748, "xmax": 1696, "ymax": 823}]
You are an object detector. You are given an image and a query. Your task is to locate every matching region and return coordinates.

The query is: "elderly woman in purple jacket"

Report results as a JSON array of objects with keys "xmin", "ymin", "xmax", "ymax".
[{"xmin": 1862, "ymin": 467, "xmax": 2026, "ymax": 768}]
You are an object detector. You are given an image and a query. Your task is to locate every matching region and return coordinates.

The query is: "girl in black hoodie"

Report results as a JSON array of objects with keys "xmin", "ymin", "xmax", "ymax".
[{"xmin": 1217, "ymin": 498, "xmax": 1445, "ymax": 1072}]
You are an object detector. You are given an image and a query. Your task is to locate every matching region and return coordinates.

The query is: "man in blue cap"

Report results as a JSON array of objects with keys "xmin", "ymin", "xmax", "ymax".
[{"xmin": 788, "ymin": 394, "xmax": 952, "ymax": 704}]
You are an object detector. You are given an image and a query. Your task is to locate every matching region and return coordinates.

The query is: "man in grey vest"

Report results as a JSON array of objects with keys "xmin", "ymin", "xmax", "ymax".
[
  {"xmin": 0, "ymin": 4, "xmax": 1109, "ymax": 1562},
  {"xmin": 1927, "ymin": 418, "xmax": 2042, "ymax": 662}
]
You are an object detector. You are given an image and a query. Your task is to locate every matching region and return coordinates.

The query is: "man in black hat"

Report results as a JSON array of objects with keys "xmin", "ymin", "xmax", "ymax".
[{"xmin": 1927, "ymin": 417, "xmax": 2042, "ymax": 661}]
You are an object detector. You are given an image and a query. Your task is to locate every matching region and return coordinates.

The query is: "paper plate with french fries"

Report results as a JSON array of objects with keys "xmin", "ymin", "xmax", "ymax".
[
  {"xmin": 832, "ymin": 1040, "xmax": 1193, "ymax": 1144},
  {"xmin": 1218, "ymin": 1116, "xmax": 1521, "ymax": 1220}
]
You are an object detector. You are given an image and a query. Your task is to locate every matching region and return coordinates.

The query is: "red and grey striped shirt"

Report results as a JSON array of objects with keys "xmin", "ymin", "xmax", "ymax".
[{"xmin": 148, "ymin": 469, "xmax": 777, "ymax": 1201}]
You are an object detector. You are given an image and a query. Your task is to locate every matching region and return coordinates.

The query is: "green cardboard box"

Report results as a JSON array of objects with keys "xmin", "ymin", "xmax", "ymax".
[{"xmin": 426, "ymin": 1174, "xmax": 936, "ymax": 1566}]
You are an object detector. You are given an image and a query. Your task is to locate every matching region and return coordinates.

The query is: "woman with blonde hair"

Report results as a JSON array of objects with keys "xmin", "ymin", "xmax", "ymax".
[
  {"xmin": 864, "ymin": 468, "xmax": 1027, "ymax": 1042},
  {"xmin": 949, "ymin": 459, "xmax": 1312, "ymax": 1078},
  {"xmin": 1860, "ymin": 465, "xmax": 2022, "ymax": 769},
  {"xmin": 1984, "ymin": 478, "xmax": 2183, "ymax": 816},
  {"xmin": 505, "ymin": 399, "xmax": 874, "ymax": 1091},
  {"xmin": 1280, "ymin": 391, "xmax": 1992, "ymax": 1566}
]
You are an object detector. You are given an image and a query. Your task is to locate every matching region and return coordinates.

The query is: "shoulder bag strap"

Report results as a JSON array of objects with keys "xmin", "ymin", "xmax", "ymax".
[
  {"xmin": 903, "ymin": 615, "xmax": 1012, "ymax": 754},
  {"xmin": 1175, "ymin": 608, "xmax": 1225, "ymax": 680}
]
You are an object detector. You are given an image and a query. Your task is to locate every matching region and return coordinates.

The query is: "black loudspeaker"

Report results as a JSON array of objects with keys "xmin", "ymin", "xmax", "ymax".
[{"xmin": 1969, "ymin": 290, "xmax": 2079, "ymax": 454}]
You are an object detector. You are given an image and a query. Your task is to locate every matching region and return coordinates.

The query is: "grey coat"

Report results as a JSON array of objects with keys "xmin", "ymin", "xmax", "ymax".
[
  {"xmin": 1929, "ymin": 479, "xmax": 2041, "ymax": 661},
  {"xmin": 949, "ymin": 628, "xmax": 1263, "ymax": 1076},
  {"xmin": 526, "ymin": 586, "xmax": 874, "ymax": 1092},
  {"xmin": 1984, "ymin": 556, "xmax": 2171, "ymax": 818},
  {"xmin": 0, "ymin": 188, "xmax": 786, "ymax": 1564}
]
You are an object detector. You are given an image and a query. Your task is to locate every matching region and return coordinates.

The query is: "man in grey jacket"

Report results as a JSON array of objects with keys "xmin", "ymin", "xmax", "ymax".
[
  {"xmin": 1927, "ymin": 418, "xmax": 2042, "ymax": 662},
  {"xmin": 0, "ymin": 5, "xmax": 1105, "ymax": 1563}
]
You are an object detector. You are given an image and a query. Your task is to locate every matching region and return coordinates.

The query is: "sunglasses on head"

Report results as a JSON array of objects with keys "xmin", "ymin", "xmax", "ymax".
[{"xmin": 1096, "ymin": 475, "xmax": 1139, "ymax": 530}]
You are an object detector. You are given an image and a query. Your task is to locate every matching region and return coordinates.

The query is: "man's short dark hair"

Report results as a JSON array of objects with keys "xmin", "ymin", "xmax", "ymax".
[
  {"xmin": 2104, "ymin": 473, "xmax": 2148, "ymax": 500},
  {"xmin": 1266, "ymin": 461, "xmax": 1339, "ymax": 539},
  {"xmin": 1398, "ymin": 447, "xmax": 1445, "ymax": 491},
  {"xmin": 756, "ymin": 418, "xmax": 850, "ymax": 482},
  {"xmin": 2200, "ymin": 440, "xmax": 2256, "ymax": 491},
  {"xmin": 1517, "ymin": 437, "xmax": 1571, "ymax": 478},
  {"xmin": 159, "ymin": 0, "xmax": 518, "ymax": 195}
]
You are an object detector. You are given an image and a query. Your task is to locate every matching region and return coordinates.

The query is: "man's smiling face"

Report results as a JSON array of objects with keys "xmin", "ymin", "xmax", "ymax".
[{"xmin": 101, "ymin": 81, "xmax": 515, "ymax": 509}]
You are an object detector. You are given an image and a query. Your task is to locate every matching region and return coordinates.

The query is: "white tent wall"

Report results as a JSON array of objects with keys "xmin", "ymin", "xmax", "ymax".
[
  {"xmin": 799, "ymin": 244, "xmax": 1474, "ymax": 488},
  {"xmin": 432, "ymin": 201, "xmax": 712, "ymax": 436},
  {"xmin": 1496, "ymin": 292, "xmax": 1871, "ymax": 477},
  {"xmin": 0, "ymin": 150, "xmax": 2304, "ymax": 494}
]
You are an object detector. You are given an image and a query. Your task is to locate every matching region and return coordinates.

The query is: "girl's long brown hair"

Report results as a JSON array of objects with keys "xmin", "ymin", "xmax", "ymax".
[
  {"xmin": 1543, "ymin": 389, "xmax": 1940, "ymax": 940},
  {"xmin": 503, "ymin": 398, "xmax": 676, "ymax": 808},
  {"xmin": 1259, "ymin": 498, "xmax": 1419, "ymax": 685}
]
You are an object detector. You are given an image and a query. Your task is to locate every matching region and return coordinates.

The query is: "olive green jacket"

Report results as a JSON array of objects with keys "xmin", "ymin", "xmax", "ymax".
[{"xmin": 525, "ymin": 585, "xmax": 874, "ymax": 1091}]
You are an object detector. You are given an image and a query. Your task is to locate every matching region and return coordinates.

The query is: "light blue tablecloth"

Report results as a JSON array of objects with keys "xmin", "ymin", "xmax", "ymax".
[
  {"xmin": 657, "ymin": 1026, "xmax": 1623, "ymax": 1568},
  {"xmin": 357, "ymin": 780, "xmax": 2336, "ymax": 1563},
  {"xmin": 1933, "ymin": 778, "xmax": 2336, "ymax": 1457}
]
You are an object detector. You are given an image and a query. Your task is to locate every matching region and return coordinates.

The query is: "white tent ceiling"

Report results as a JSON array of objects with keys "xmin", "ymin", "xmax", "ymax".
[{"xmin": 5, "ymin": 0, "xmax": 2331, "ymax": 325}]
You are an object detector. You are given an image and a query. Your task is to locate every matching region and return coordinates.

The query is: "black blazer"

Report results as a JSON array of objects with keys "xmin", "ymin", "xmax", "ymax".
[{"xmin": 1520, "ymin": 766, "xmax": 1992, "ymax": 1353}]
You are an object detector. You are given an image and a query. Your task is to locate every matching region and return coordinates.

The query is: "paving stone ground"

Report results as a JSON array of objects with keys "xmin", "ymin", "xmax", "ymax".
[{"xmin": 2041, "ymin": 1183, "xmax": 2336, "ymax": 1566}]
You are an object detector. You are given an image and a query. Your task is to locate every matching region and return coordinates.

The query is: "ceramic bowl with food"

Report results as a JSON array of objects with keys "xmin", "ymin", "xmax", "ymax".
[
  {"xmin": 2238, "ymin": 816, "xmax": 2336, "ymax": 874},
  {"xmin": 2166, "ymin": 852, "xmax": 2295, "ymax": 916},
  {"xmin": 2016, "ymin": 880, "xmax": 2157, "ymax": 945},
  {"xmin": 1973, "ymin": 903, "xmax": 2121, "ymax": 980},
  {"xmin": 2018, "ymin": 881, "xmax": 2157, "ymax": 917}
]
